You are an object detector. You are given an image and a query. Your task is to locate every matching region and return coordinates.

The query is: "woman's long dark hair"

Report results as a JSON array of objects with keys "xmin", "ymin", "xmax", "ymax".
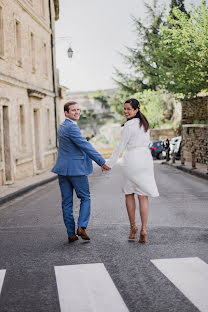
[{"xmin": 125, "ymin": 98, "xmax": 150, "ymax": 132}]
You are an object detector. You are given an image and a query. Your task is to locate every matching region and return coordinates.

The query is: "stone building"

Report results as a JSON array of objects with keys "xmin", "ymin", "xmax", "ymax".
[
  {"xmin": 57, "ymin": 83, "xmax": 68, "ymax": 125},
  {"xmin": 0, "ymin": 0, "xmax": 60, "ymax": 185}
]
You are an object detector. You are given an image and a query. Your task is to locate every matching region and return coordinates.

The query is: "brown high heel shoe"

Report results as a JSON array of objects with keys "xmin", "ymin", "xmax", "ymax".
[
  {"xmin": 139, "ymin": 230, "xmax": 147, "ymax": 243},
  {"xmin": 128, "ymin": 223, "xmax": 138, "ymax": 239}
]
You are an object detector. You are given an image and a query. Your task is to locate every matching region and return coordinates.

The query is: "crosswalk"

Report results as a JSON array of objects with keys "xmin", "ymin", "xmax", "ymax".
[
  {"xmin": 0, "ymin": 258, "xmax": 208, "ymax": 311},
  {"xmin": 55, "ymin": 263, "xmax": 129, "ymax": 312},
  {"xmin": 0, "ymin": 270, "xmax": 6, "ymax": 296},
  {"xmin": 151, "ymin": 257, "xmax": 208, "ymax": 312}
]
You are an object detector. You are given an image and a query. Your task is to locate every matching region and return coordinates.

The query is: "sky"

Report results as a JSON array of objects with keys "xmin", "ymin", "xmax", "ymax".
[{"xmin": 55, "ymin": 0, "xmax": 202, "ymax": 93}]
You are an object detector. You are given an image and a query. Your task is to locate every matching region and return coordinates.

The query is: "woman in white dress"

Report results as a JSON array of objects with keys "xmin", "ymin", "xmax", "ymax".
[{"xmin": 106, "ymin": 98, "xmax": 159, "ymax": 243}]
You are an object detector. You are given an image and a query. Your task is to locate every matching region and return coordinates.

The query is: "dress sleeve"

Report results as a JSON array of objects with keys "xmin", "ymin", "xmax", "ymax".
[{"xmin": 107, "ymin": 123, "xmax": 130, "ymax": 168}]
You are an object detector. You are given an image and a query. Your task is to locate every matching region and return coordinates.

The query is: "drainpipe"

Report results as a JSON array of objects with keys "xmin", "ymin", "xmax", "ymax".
[{"xmin": 48, "ymin": 0, "xmax": 58, "ymax": 147}]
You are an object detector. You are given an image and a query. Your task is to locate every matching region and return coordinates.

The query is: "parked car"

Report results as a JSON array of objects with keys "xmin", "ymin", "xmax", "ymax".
[
  {"xmin": 170, "ymin": 136, "xmax": 181, "ymax": 156},
  {"xmin": 150, "ymin": 140, "xmax": 166, "ymax": 159}
]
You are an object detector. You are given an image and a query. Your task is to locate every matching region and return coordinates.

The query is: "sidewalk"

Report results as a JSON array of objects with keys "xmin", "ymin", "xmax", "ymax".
[
  {"xmin": 1, "ymin": 157, "xmax": 207, "ymax": 207},
  {"xmin": 0, "ymin": 171, "xmax": 57, "ymax": 206},
  {"xmin": 161, "ymin": 159, "xmax": 208, "ymax": 180},
  {"xmin": 0, "ymin": 145, "xmax": 113, "ymax": 207}
]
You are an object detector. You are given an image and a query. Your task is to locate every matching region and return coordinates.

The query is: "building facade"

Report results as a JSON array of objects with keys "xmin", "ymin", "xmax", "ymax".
[{"xmin": 0, "ymin": 0, "xmax": 60, "ymax": 185}]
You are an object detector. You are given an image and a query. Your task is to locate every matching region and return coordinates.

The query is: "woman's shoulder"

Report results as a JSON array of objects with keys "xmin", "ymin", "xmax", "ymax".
[{"xmin": 124, "ymin": 119, "xmax": 137, "ymax": 127}]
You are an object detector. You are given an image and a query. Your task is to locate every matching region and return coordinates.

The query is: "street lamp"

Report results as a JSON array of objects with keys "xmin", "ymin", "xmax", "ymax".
[
  {"xmin": 67, "ymin": 46, "xmax": 74, "ymax": 58},
  {"xmin": 56, "ymin": 36, "xmax": 74, "ymax": 58}
]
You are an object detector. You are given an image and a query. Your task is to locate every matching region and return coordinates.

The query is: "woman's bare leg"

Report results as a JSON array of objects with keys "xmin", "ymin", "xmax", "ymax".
[
  {"xmin": 125, "ymin": 194, "xmax": 136, "ymax": 225},
  {"xmin": 125, "ymin": 194, "xmax": 138, "ymax": 238},
  {"xmin": 138, "ymin": 195, "xmax": 149, "ymax": 234}
]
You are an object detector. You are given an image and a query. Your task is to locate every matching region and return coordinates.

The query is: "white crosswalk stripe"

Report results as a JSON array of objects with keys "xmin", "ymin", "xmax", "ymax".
[
  {"xmin": 54, "ymin": 263, "xmax": 129, "ymax": 312},
  {"xmin": 0, "ymin": 270, "xmax": 6, "ymax": 295},
  {"xmin": 151, "ymin": 257, "xmax": 208, "ymax": 312}
]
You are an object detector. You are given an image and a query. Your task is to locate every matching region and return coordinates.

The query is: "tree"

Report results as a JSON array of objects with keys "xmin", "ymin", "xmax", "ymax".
[
  {"xmin": 114, "ymin": 0, "xmax": 164, "ymax": 94},
  {"xmin": 109, "ymin": 89, "xmax": 176, "ymax": 129},
  {"xmin": 108, "ymin": 89, "xmax": 130, "ymax": 115},
  {"xmin": 89, "ymin": 90, "xmax": 110, "ymax": 110},
  {"xmin": 157, "ymin": 2, "xmax": 208, "ymax": 97},
  {"xmin": 170, "ymin": 0, "xmax": 189, "ymax": 17},
  {"xmin": 136, "ymin": 90, "xmax": 166, "ymax": 128}
]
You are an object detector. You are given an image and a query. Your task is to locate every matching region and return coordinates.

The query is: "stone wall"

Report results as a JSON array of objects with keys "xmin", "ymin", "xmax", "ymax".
[
  {"xmin": 181, "ymin": 96, "xmax": 208, "ymax": 167},
  {"xmin": 44, "ymin": 153, "xmax": 57, "ymax": 171},
  {"xmin": 182, "ymin": 96, "xmax": 208, "ymax": 124},
  {"xmin": 15, "ymin": 160, "xmax": 34, "ymax": 180},
  {"xmin": 0, "ymin": 83, "xmax": 57, "ymax": 184},
  {"xmin": 182, "ymin": 125, "xmax": 208, "ymax": 164}
]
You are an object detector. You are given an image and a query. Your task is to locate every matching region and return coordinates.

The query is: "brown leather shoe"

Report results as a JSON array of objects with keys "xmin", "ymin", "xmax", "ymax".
[
  {"xmin": 77, "ymin": 227, "xmax": 90, "ymax": 240},
  {"xmin": 68, "ymin": 234, "xmax": 78, "ymax": 243}
]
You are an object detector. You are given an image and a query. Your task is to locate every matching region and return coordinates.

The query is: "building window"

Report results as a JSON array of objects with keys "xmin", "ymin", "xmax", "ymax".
[
  {"xmin": 19, "ymin": 105, "xmax": 26, "ymax": 150},
  {"xmin": 15, "ymin": 19, "xmax": 22, "ymax": 66},
  {"xmin": 47, "ymin": 108, "xmax": 51, "ymax": 145},
  {"xmin": 43, "ymin": 42, "xmax": 48, "ymax": 76},
  {"xmin": 30, "ymin": 32, "xmax": 35, "ymax": 72},
  {"xmin": 0, "ymin": 6, "xmax": 4, "ymax": 57}
]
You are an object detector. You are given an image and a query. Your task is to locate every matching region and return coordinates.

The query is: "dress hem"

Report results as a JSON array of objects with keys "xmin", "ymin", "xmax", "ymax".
[{"xmin": 124, "ymin": 191, "xmax": 159, "ymax": 197}]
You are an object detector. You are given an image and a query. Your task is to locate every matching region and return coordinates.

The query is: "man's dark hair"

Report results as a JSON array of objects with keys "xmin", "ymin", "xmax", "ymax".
[{"xmin": 64, "ymin": 101, "xmax": 78, "ymax": 113}]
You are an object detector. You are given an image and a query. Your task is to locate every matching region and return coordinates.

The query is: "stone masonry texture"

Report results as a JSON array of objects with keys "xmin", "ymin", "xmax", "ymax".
[{"xmin": 0, "ymin": 0, "xmax": 60, "ymax": 186}]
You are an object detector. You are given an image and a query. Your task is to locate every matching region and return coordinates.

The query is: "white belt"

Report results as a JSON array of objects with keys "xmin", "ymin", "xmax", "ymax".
[{"xmin": 127, "ymin": 146, "xmax": 149, "ymax": 151}]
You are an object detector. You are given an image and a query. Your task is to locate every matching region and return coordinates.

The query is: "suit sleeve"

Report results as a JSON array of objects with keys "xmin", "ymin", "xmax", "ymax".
[{"xmin": 66, "ymin": 123, "xmax": 105, "ymax": 166}]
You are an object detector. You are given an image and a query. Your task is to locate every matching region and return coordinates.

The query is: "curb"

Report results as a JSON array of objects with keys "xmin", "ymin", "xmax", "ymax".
[
  {"xmin": 0, "ymin": 175, "xmax": 58, "ymax": 206},
  {"xmin": 161, "ymin": 162, "xmax": 208, "ymax": 181}
]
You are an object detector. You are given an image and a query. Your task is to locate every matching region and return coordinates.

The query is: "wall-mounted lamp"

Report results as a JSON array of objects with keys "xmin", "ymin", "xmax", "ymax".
[
  {"xmin": 67, "ymin": 46, "xmax": 74, "ymax": 58},
  {"xmin": 56, "ymin": 36, "xmax": 74, "ymax": 58}
]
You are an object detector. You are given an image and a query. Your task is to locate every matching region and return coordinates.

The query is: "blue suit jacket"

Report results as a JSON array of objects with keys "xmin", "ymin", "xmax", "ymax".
[{"xmin": 52, "ymin": 119, "xmax": 105, "ymax": 176}]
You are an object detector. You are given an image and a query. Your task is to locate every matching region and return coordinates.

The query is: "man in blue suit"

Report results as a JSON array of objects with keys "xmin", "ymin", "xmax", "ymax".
[{"xmin": 52, "ymin": 101, "xmax": 110, "ymax": 243}]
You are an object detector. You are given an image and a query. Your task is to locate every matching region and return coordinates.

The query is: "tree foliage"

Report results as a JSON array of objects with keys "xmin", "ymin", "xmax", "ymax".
[
  {"xmin": 170, "ymin": 0, "xmax": 189, "ymax": 17},
  {"xmin": 89, "ymin": 90, "xmax": 110, "ymax": 109},
  {"xmin": 136, "ymin": 90, "xmax": 166, "ymax": 128},
  {"xmin": 110, "ymin": 0, "xmax": 208, "ymax": 130},
  {"xmin": 113, "ymin": 0, "xmax": 208, "ymax": 99},
  {"xmin": 158, "ymin": 2, "xmax": 208, "ymax": 97},
  {"xmin": 114, "ymin": 0, "xmax": 164, "ymax": 94},
  {"xmin": 109, "ymin": 89, "xmax": 176, "ymax": 128},
  {"xmin": 109, "ymin": 89, "xmax": 130, "ymax": 116},
  {"xmin": 114, "ymin": 0, "xmax": 191, "ymax": 95}
]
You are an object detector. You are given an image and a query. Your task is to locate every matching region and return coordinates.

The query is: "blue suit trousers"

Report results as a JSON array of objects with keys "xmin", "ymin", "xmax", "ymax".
[{"xmin": 58, "ymin": 175, "xmax": 91, "ymax": 237}]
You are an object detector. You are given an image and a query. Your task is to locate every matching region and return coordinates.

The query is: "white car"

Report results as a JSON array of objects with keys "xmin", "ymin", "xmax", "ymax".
[{"xmin": 170, "ymin": 136, "xmax": 181, "ymax": 155}]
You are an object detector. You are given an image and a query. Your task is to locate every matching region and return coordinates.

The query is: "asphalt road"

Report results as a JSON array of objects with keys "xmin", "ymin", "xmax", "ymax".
[{"xmin": 0, "ymin": 163, "xmax": 207, "ymax": 312}]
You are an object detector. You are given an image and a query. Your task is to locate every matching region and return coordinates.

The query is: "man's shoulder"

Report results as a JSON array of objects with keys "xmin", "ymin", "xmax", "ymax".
[
  {"xmin": 59, "ymin": 120, "xmax": 81, "ymax": 137},
  {"xmin": 60, "ymin": 119, "xmax": 78, "ymax": 129}
]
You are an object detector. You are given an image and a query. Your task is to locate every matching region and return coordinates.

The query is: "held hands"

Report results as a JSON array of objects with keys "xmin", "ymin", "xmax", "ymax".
[{"xmin": 101, "ymin": 163, "xmax": 111, "ymax": 172}]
